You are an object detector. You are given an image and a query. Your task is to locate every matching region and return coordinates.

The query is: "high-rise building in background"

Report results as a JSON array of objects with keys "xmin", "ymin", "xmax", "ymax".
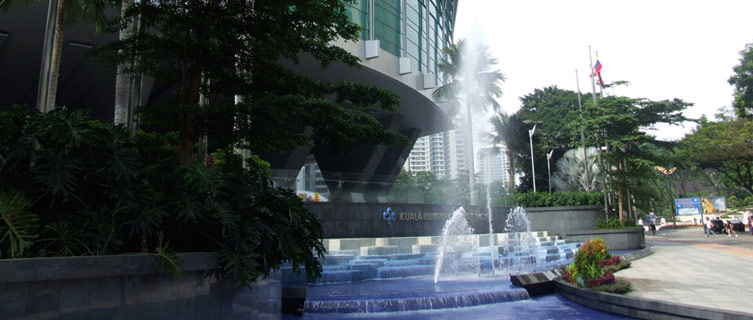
[
  {"xmin": 477, "ymin": 145, "xmax": 510, "ymax": 185},
  {"xmin": 404, "ymin": 127, "xmax": 510, "ymax": 186}
]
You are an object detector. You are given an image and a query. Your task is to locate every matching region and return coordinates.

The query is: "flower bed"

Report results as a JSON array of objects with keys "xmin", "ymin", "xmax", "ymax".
[{"xmin": 561, "ymin": 237, "xmax": 632, "ymax": 294}]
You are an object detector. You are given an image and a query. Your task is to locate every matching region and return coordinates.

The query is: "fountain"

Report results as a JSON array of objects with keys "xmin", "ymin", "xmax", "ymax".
[
  {"xmin": 278, "ymin": 25, "xmax": 609, "ymax": 319},
  {"xmin": 279, "ymin": 205, "xmax": 588, "ymax": 317},
  {"xmin": 433, "ymin": 207, "xmax": 478, "ymax": 283}
]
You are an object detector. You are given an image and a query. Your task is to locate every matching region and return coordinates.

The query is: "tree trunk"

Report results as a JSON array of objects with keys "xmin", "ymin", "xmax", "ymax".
[
  {"xmin": 618, "ymin": 163, "xmax": 624, "ymax": 220},
  {"xmin": 114, "ymin": 0, "xmax": 135, "ymax": 125},
  {"xmin": 508, "ymin": 146, "xmax": 515, "ymax": 192},
  {"xmin": 45, "ymin": 0, "xmax": 67, "ymax": 112}
]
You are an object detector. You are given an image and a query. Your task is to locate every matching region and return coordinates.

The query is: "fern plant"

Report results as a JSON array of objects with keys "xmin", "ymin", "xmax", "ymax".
[{"xmin": 0, "ymin": 192, "xmax": 38, "ymax": 258}]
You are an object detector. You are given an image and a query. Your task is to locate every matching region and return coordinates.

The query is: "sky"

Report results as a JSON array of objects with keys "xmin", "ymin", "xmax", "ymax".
[{"xmin": 453, "ymin": 0, "xmax": 753, "ymax": 141}]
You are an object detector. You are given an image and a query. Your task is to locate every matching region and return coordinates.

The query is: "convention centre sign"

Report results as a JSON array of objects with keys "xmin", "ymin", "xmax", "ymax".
[{"xmin": 674, "ymin": 197, "xmax": 726, "ymax": 216}]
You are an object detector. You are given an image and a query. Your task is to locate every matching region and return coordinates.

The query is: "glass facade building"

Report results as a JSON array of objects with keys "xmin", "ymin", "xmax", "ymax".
[{"xmin": 346, "ymin": 0, "xmax": 458, "ymax": 85}]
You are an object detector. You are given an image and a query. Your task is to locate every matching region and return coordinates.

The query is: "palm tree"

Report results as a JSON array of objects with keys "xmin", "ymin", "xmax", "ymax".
[
  {"xmin": 488, "ymin": 112, "xmax": 523, "ymax": 192},
  {"xmin": 3, "ymin": 0, "xmax": 109, "ymax": 112},
  {"xmin": 114, "ymin": 0, "xmax": 137, "ymax": 127},
  {"xmin": 433, "ymin": 39, "xmax": 505, "ymax": 205},
  {"xmin": 551, "ymin": 147, "xmax": 601, "ymax": 192}
]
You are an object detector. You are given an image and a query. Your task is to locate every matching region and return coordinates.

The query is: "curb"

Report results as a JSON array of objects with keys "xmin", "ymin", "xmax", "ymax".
[
  {"xmin": 556, "ymin": 280, "xmax": 753, "ymax": 320},
  {"xmin": 556, "ymin": 246, "xmax": 753, "ymax": 320}
]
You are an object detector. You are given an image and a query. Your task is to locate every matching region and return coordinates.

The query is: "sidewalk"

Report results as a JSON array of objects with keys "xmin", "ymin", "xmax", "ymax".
[{"xmin": 615, "ymin": 226, "xmax": 753, "ymax": 316}]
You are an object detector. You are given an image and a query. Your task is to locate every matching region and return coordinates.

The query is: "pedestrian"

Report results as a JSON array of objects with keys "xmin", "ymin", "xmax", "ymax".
[
  {"xmin": 705, "ymin": 216, "xmax": 714, "ymax": 238},
  {"xmin": 748, "ymin": 216, "xmax": 753, "ymax": 236},
  {"xmin": 724, "ymin": 220, "xmax": 738, "ymax": 238},
  {"xmin": 649, "ymin": 221, "xmax": 656, "ymax": 235}
]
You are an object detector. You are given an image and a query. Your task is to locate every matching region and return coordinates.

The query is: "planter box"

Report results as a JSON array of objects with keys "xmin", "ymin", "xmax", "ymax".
[{"xmin": 561, "ymin": 228, "xmax": 645, "ymax": 250}]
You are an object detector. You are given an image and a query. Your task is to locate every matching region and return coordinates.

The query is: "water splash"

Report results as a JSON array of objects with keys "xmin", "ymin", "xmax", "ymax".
[
  {"xmin": 485, "ymin": 160, "xmax": 496, "ymax": 274},
  {"xmin": 434, "ymin": 207, "xmax": 476, "ymax": 283},
  {"xmin": 503, "ymin": 206, "xmax": 539, "ymax": 273}
]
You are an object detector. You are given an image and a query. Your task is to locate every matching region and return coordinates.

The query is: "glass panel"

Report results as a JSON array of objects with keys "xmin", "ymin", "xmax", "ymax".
[
  {"xmin": 375, "ymin": 0, "xmax": 401, "ymax": 56},
  {"xmin": 345, "ymin": 0, "xmax": 370, "ymax": 40}
]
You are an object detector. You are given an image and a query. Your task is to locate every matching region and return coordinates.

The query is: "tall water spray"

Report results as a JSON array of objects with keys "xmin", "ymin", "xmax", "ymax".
[
  {"xmin": 484, "ymin": 154, "xmax": 495, "ymax": 273},
  {"xmin": 503, "ymin": 206, "xmax": 539, "ymax": 273},
  {"xmin": 434, "ymin": 207, "xmax": 475, "ymax": 283}
]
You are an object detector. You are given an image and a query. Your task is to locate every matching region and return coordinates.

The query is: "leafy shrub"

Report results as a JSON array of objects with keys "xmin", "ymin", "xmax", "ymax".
[
  {"xmin": 596, "ymin": 216, "xmax": 638, "ymax": 230},
  {"xmin": 571, "ymin": 237, "xmax": 609, "ymax": 285},
  {"xmin": 599, "ymin": 256, "xmax": 620, "ymax": 267},
  {"xmin": 586, "ymin": 270, "xmax": 614, "ymax": 288},
  {"xmin": 0, "ymin": 107, "xmax": 325, "ymax": 288},
  {"xmin": 512, "ymin": 191, "xmax": 604, "ymax": 208},
  {"xmin": 561, "ymin": 237, "xmax": 633, "ymax": 293},
  {"xmin": 603, "ymin": 258, "xmax": 631, "ymax": 274},
  {"xmin": 593, "ymin": 277, "xmax": 632, "ymax": 294}
]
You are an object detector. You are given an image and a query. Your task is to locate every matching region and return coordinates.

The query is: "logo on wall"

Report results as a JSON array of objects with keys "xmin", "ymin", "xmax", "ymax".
[{"xmin": 382, "ymin": 207, "xmax": 396, "ymax": 225}]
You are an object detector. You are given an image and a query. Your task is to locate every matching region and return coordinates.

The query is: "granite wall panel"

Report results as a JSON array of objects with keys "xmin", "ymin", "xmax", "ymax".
[{"xmin": 0, "ymin": 253, "xmax": 280, "ymax": 320}]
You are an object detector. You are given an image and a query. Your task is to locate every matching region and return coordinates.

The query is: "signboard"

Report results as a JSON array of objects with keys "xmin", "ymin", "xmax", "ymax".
[
  {"xmin": 701, "ymin": 197, "xmax": 726, "ymax": 213},
  {"xmin": 674, "ymin": 198, "xmax": 701, "ymax": 216}
]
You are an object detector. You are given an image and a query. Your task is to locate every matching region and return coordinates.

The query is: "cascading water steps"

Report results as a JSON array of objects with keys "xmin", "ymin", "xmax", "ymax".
[{"xmin": 281, "ymin": 206, "xmax": 582, "ymax": 314}]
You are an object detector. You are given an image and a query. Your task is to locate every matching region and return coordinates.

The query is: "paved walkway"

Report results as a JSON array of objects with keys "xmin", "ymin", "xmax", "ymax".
[{"xmin": 615, "ymin": 226, "xmax": 753, "ymax": 316}]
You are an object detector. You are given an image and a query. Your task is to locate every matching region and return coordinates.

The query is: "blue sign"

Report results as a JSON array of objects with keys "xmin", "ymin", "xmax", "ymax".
[
  {"xmin": 674, "ymin": 198, "xmax": 701, "ymax": 216},
  {"xmin": 382, "ymin": 207, "xmax": 396, "ymax": 224}
]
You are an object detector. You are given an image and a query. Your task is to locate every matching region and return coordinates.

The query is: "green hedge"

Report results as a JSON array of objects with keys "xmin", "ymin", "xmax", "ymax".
[{"xmin": 512, "ymin": 191, "xmax": 604, "ymax": 208}]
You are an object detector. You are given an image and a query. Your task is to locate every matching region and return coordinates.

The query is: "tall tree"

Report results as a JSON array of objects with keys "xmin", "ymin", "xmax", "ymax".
[
  {"xmin": 680, "ymin": 119, "xmax": 753, "ymax": 195},
  {"xmin": 95, "ymin": 0, "xmax": 405, "ymax": 164},
  {"xmin": 577, "ymin": 95, "xmax": 691, "ymax": 219},
  {"xmin": 515, "ymin": 86, "xmax": 583, "ymax": 192},
  {"xmin": 113, "ymin": 0, "xmax": 137, "ymax": 127},
  {"xmin": 488, "ymin": 112, "xmax": 524, "ymax": 192},
  {"xmin": 729, "ymin": 42, "xmax": 753, "ymax": 119},
  {"xmin": 433, "ymin": 39, "xmax": 505, "ymax": 205},
  {"xmin": 3, "ymin": 0, "xmax": 109, "ymax": 112}
]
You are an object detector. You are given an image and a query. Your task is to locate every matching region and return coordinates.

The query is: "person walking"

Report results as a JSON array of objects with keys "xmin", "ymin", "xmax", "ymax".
[
  {"xmin": 705, "ymin": 216, "xmax": 714, "ymax": 237},
  {"xmin": 724, "ymin": 220, "xmax": 738, "ymax": 238},
  {"xmin": 748, "ymin": 216, "xmax": 753, "ymax": 236},
  {"xmin": 649, "ymin": 221, "xmax": 657, "ymax": 235}
]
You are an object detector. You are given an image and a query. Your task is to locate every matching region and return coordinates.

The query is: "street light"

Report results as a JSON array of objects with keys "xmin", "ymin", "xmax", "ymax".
[
  {"xmin": 523, "ymin": 120, "xmax": 543, "ymax": 192},
  {"xmin": 547, "ymin": 149, "xmax": 554, "ymax": 193}
]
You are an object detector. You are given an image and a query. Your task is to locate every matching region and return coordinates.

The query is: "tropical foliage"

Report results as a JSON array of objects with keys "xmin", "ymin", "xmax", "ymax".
[
  {"xmin": 729, "ymin": 42, "xmax": 753, "ymax": 119},
  {"xmin": 94, "ymin": 0, "xmax": 405, "ymax": 164},
  {"xmin": 562, "ymin": 237, "xmax": 631, "ymax": 293},
  {"xmin": 0, "ymin": 107, "xmax": 325, "ymax": 288},
  {"xmin": 552, "ymin": 147, "xmax": 601, "ymax": 192},
  {"xmin": 679, "ymin": 119, "xmax": 753, "ymax": 195},
  {"xmin": 433, "ymin": 39, "xmax": 505, "ymax": 205},
  {"xmin": 0, "ymin": 0, "xmax": 411, "ymax": 289}
]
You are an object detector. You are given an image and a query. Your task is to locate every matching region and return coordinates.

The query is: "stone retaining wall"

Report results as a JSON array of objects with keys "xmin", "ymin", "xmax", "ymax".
[
  {"xmin": 561, "ymin": 228, "xmax": 645, "ymax": 250},
  {"xmin": 305, "ymin": 202, "xmax": 604, "ymax": 239},
  {"xmin": 0, "ymin": 253, "xmax": 280, "ymax": 320}
]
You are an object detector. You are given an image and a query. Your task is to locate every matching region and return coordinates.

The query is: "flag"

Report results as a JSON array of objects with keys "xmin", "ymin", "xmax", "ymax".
[{"xmin": 592, "ymin": 60, "xmax": 604, "ymax": 87}]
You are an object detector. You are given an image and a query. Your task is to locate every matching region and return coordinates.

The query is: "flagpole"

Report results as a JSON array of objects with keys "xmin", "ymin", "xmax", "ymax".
[
  {"xmin": 589, "ymin": 46, "xmax": 609, "ymax": 221},
  {"xmin": 575, "ymin": 70, "xmax": 590, "ymax": 192}
]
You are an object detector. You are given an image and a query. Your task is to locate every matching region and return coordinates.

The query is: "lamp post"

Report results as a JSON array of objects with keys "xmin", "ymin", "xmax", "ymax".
[
  {"xmin": 547, "ymin": 149, "xmax": 554, "ymax": 193},
  {"xmin": 524, "ymin": 120, "xmax": 543, "ymax": 193}
]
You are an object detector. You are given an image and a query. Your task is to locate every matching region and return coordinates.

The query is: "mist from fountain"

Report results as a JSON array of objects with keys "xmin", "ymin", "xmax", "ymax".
[
  {"xmin": 433, "ymin": 207, "xmax": 476, "ymax": 283},
  {"xmin": 503, "ymin": 206, "xmax": 540, "ymax": 273},
  {"xmin": 484, "ymin": 158, "xmax": 496, "ymax": 274}
]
